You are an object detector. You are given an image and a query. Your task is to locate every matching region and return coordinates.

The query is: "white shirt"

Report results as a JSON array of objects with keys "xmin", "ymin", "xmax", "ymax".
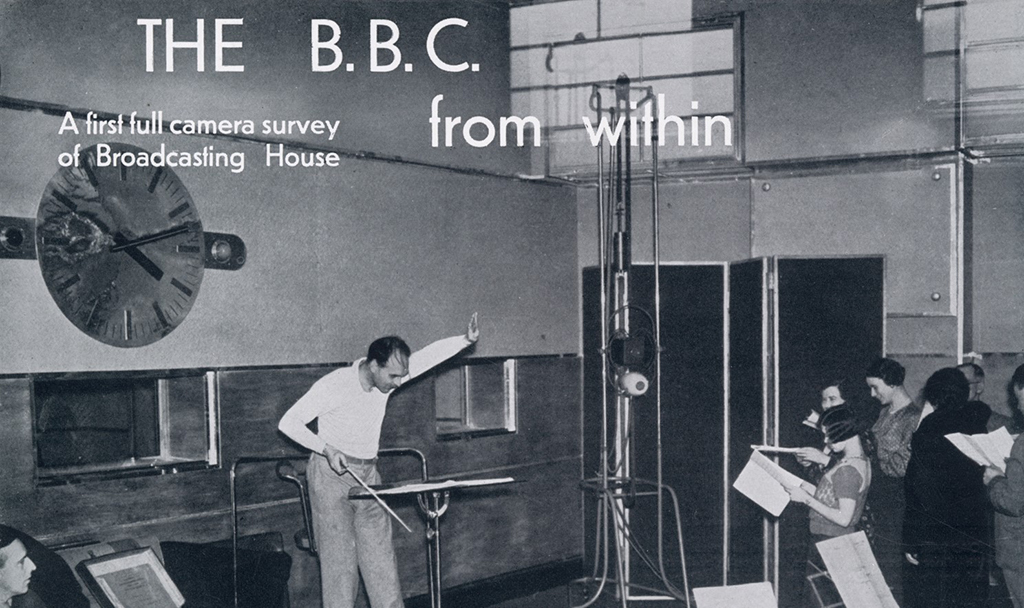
[{"xmin": 278, "ymin": 335, "xmax": 470, "ymax": 458}]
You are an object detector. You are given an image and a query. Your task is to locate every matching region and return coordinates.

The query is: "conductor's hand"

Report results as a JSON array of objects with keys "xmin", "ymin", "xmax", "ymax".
[
  {"xmin": 466, "ymin": 312, "xmax": 480, "ymax": 343},
  {"xmin": 794, "ymin": 447, "xmax": 830, "ymax": 467},
  {"xmin": 323, "ymin": 445, "xmax": 348, "ymax": 475}
]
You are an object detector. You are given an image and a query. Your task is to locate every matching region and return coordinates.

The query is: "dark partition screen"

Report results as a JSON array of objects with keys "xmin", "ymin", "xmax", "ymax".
[
  {"xmin": 583, "ymin": 264, "xmax": 726, "ymax": 595},
  {"xmin": 727, "ymin": 259, "xmax": 768, "ymax": 585},
  {"xmin": 774, "ymin": 256, "xmax": 885, "ymax": 608}
]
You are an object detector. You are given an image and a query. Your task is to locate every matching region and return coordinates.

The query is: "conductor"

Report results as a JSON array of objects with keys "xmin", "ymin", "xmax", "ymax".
[{"xmin": 278, "ymin": 314, "xmax": 479, "ymax": 608}]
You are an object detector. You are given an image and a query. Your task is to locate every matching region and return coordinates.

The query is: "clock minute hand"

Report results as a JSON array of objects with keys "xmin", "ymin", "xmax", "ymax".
[
  {"xmin": 111, "ymin": 232, "xmax": 165, "ymax": 281},
  {"xmin": 109, "ymin": 225, "xmax": 191, "ymax": 252}
]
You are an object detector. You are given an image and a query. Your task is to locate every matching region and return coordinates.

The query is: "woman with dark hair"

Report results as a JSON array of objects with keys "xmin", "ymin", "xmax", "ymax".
[
  {"xmin": 903, "ymin": 367, "xmax": 991, "ymax": 608},
  {"xmin": 864, "ymin": 357, "xmax": 920, "ymax": 604},
  {"xmin": 795, "ymin": 377, "xmax": 878, "ymax": 470},
  {"xmin": 784, "ymin": 403, "xmax": 875, "ymax": 604},
  {"xmin": 983, "ymin": 364, "xmax": 1024, "ymax": 608}
]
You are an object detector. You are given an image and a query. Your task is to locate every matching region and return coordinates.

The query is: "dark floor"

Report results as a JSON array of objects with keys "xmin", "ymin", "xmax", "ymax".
[{"xmin": 488, "ymin": 577, "xmax": 1018, "ymax": 607}]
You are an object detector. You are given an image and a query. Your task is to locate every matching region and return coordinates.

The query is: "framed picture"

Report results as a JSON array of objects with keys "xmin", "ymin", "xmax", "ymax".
[{"xmin": 76, "ymin": 547, "xmax": 185, "ymax": 608}]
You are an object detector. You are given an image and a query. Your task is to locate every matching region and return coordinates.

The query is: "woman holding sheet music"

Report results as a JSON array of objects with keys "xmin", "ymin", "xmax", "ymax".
[
  {"xmin": 783, "ymin": 403, "xmax": 875, "ymax": 606},
  {"xmin": 984, "ymin": 364, "xmax": 1024, "ymax": 608},
  {"xmin": 793, "ymin": 378, "xmax": 873, "ymax": 473}
]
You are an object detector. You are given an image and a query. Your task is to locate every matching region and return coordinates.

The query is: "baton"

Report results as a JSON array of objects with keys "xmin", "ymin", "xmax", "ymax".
[{"xmin": 344, "ymin": 467, "xmax": 413, "ymax": 533}]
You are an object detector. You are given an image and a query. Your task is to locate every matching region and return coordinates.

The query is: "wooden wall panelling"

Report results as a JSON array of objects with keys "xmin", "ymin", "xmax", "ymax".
[
  {"xmin": 380, "ymin": 357, "xmax": 584, "ymax": 596},
  {"xmin": 0, "ymin": 379, "xmax": 36, "ymax": 524},
  {"xmin": 424, "ymin": 460, "xmax": 583, "ymax": 593},
  {"xmin": 380, "ymin": 357, "xmax": 583, "ymax": 480},
  {"xmin": 1, "ymin": 353, "xmax": 583, "ymax": 607}
]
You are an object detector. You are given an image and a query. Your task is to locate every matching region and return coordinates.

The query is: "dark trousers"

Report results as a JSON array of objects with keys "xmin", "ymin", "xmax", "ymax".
[
  {"xmin": 904, "ymin": 542, "xmax": 988, "ymax": 608},
  {"xmin": 869, "ymin": 473, "xmax": 905, "ymax": 605}
]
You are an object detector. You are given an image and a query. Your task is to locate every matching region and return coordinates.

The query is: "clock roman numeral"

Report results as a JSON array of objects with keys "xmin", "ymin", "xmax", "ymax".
[{"xmin": 119, "ymin": 165, "xmax": 128, "ymax": 181}]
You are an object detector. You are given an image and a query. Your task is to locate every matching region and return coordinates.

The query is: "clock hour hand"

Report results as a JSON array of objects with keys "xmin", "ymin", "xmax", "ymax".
[
  {"xmin": 112, "ymin": 232, "xmax": 164, "ymax": 281},
  {"xmin": 109, "ymin": 225, "xmax": 191, "ymax": 252}
]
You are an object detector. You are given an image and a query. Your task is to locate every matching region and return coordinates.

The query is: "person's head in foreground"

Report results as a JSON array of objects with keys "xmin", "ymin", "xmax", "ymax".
[{"xmin": 0, "ymin": 529, "xmax": 35, "ymax": 607}]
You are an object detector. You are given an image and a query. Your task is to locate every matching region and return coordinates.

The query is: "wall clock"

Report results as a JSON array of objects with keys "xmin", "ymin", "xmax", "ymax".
[{"xmin": 0, "ymin": 141, "xmax": 248, "ymax": 348}]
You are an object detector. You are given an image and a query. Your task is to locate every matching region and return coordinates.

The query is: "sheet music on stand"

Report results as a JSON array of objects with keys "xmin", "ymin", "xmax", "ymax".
[
  {"xmin": 366, "ymin": 477, "xmax": 515, "ymax": 496},
  {"xmin": 815, "ymin": 531, "xmax": 898, "ymax": 608},
  {"xmin": 76, "ymin": 547, "xmax": 185, "ymax": 608}
]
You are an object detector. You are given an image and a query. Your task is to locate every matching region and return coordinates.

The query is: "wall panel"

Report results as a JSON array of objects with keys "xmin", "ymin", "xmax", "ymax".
[
  {"xmin": 0, "ymin": 111, "xmax": 578, "ymax": 373},
  {"xmin": 577, "ymin": 178, "xmax": 751, "ymax": 271},
  {"xmin": 971, "ymin": 159, "xmax": 1024, "ymax": 352},
  {"xmin": 742, "ymin": 3, "xmax": 954, "ymax": 161}
]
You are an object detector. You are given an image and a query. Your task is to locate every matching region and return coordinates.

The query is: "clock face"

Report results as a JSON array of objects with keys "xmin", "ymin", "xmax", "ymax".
[{"xmin": 36, "ymin": 143, "xmax": 205, "ymax": 347}]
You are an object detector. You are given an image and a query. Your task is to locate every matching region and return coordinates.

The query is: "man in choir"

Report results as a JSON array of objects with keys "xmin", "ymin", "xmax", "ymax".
[
  {"xmin": 0, "ymin": 529, "xmax": 38, "ymax": 608},
  {"xmin": 959, "ymin": 362, "xmax": 987, "ymax": 403},
  {"xmin": 959, "ymin": 362, "xmax": 1011, "ymax": 432},
  {"xmin": 865, "ymin": 357, "xmax": 921, "ymax": 605},
  {"xmin": 278, "ymin": 314, "xmax": 479, "ymax": 608}
]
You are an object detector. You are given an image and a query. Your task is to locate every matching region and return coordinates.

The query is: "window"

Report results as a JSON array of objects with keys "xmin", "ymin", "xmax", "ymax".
[
  {"xmin": 510, "ymin": 6, "xmax": 739, "ymax": 176},
  {"xmin": 33, "ymin": 371, "xmax": 219, "ymax": 482},
  {"xmin": 435, "ymin": 359, "xmax": 518, "ymax": 438}
]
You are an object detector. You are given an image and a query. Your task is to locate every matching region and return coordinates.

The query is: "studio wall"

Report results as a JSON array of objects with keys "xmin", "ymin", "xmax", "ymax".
[{"xmin": 0, "ymin": 0, "xmax": 578, "ymax": 373}]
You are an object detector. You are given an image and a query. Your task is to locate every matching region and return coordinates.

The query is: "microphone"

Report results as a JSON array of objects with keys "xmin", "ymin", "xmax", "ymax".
[{"xmin": 618, "ymin": 371, "xmax": 649, "ymax": 397}]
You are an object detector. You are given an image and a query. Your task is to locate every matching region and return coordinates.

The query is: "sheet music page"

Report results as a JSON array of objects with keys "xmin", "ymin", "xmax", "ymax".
[
  {"xmin": 693, "ymin": 581, "xmax": 778, "ymax": 608},
  {"xmin": 750, "ymin": 445, "xmax": 804, "ymax": 454},
  {"xmin": 945, "ymin": 433, "xmax": 990, "ymax": 467},
  {"xmin": 95, "ymin": 565, "xmax": 181, "ymax": 608},
  {"xmin": 816, "ymin": 531, "xmax": 899, "ymax": 608},
  {"xmin": 946, "ymin": 427, "xmax": 1014, "ymax": 472},
  {"xmin": 982, "ymin": 426, "xmax": 1015, "ymax": 471},
  {"xmin": 85, "ymin": 549, "xmax": 185, "ymax": 608},
  {"xmin": 750, "ymin": 450, "xmax": 805, "ymax": 488},
  {"xmin": 733, "ymin": 454, "xmax": 792, "ymax": 517}
]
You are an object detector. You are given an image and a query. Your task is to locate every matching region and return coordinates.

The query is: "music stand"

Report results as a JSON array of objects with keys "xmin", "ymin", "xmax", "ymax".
[{"xmin": 350, "ymin": 477, "xmax": 515, "ymax": 608}]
